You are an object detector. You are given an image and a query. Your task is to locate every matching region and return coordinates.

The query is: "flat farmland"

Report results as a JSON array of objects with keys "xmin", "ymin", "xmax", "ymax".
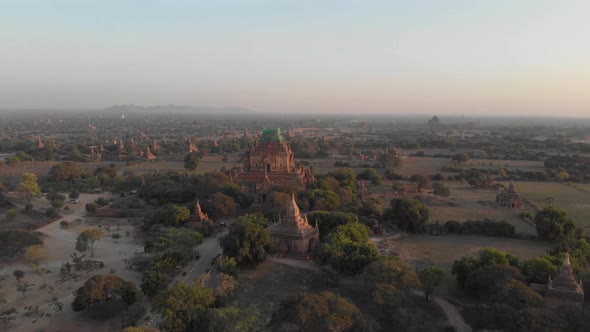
[
  {"xmin": 422, "ymin": 184, "xmax": 536, "ymax": 235},
  {"xmin": 0, "ymin": 156, "xmax": 239, "ymax": 179},
  {"xmin": 397, "ymin": 156, "xmax": 451, "ymax": 176},
  {"xmin": 459, "ymin": 159, "xmax": 545, "ymax": 171},
  {"xmin": 514, "ymin": 181, "xmax": 590, "ymax": 230}
]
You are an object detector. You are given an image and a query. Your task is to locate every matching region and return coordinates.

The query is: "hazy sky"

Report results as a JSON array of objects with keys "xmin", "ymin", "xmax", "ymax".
[{"xmin": 1, "ymin": 1, "xmax": 589, "ymax": 116}]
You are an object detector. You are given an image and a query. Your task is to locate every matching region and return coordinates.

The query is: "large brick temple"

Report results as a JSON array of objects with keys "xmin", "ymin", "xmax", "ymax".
[{"xmin": 230, "ymin": 128, "xmax": 314, "ymax": 191}]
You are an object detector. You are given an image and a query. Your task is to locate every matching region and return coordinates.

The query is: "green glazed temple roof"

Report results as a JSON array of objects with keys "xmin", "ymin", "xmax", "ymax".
[{"xmin": 260, "ymin": 128, "xmax": 285, "ymax": 142}]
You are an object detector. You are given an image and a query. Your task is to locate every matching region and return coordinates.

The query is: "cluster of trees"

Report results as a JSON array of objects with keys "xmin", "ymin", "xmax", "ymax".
[
  {"xmin": 45, "ymin": 162, "xmax": 141, "ymax": 194},
  {"xmin": 452, "ymin": 248, "xmax": 590, "ymax": 330},
  {"xmin": 71, "ymin": 274, "xmax": 143, "ymax": 323},
  {"xmin": 269, "ymin": 291, "xmax": 366, "ymax": 332},
  {"xmin": 359, "ymin": 257, "xmax": 446, "ymax": 330},
  {"xmin": 534, "ymin": 207, "xmax": 578, "ymax": 242},
  {"xmin": 382, "ymin": 198, "xmax": 431, "ymax": 232},
  {"xmin": 219, "ymin": 214, "xmax": 270, "ymax": 267},
  {"xmin": 544, "ymin": 155, "xmax": 590, "ymax": 182},
  {"xmin": 443, "ymin": 219, "xmax": 516, "ymax": 237},
  {"xmin": 141, "ymin": 228, "xmax": 203, "ymax": 297},
  {"xmin": 317, "ymin": 222, "xmax": 377, "ymax": 275},
  {"xmin": 0, "ymin": 229, "xmax": 43, "ymax": 258},
  {"xmin": 269, "ymin": 256, "xmax": 447, "ymax": 332},
  {"xmin": 157, "ymin": 281, "xmax": 258, "ymax": 332}
]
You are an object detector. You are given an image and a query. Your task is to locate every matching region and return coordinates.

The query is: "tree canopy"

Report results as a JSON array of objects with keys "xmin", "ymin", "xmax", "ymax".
[
  {"xmin": 534, "ymin": 207, "xmax": 576, "ymax": 241},
  {"xmin": 161, "ymin": 283, "xmax": 215, "ymax": 332},
  {"xmin": 76, "ymin": 228, "xmax": 105, "ymax": 257},
  {"xmin": 269, "ymin": 292, "xmax": 365, "ymax": 332},
  {"xmin": 18, "ymin": 173, "xmax": 40, "ymax": 202},
  {"xmin": 383, "ymin": 198, "xmax": 430, "ymax": 232},
  {"xmin": 72, "ymin": 275, "xmax": 138, "ymax": 313},
  {"xmin": 183, "ymin": 152, "xmax": 201, "ymax": 171},
  {"xmin": 317, "ymin": 223, "xmax": 377, "ymax": 275},
  {"xmin": 220, "ymin": 216, "xmax": 270, "ymax": 267}
]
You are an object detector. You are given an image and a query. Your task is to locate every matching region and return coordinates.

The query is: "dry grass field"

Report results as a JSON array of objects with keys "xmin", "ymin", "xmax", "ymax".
[
  {"xmin": 0, "ymin": 155, "xmax": 239, "ymax": 180},
  {"xmin": 514, "ymin": 181, "xmax": 590, "ymax": 230},
  {"xmin": 397, "ymin": 156, "xmax": 451, "ymax": 176},
  {"xmin": 375, "ymin": 234, "xmax": 551, "ymax": 273},
  {"xmin": 459, "ymin": 159, "xmax": 545, "ymax": 171},
  {"xmin": 425, "ymin": 183, "xmax": 536, "ymax": 235}
]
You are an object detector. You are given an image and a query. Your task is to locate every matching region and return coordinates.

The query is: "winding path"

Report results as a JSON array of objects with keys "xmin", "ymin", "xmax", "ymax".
[{"xmin": 412, "ymin": 290, "xmax": 472, "ymax": 332}]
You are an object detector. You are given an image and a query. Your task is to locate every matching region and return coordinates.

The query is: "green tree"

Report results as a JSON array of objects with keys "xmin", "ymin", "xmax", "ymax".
[
  {"xmin": 379, "ymin": 152, "xmax": 402, "ymax": 169},
  {"xmin": 140, "ymin": 270, "xmax": 167, "ymax": 297},
  {"xmin": 51, "ymin": 199, "xmax": 65, "ymax": 211},
  {"xmin": 162, "ymin": 283, "xmax": 215, "ymax": 332},
  {"xmin": 220, "ymin": 217, "xmax": 271, "ymax": 267},
  {"xmin": 153, "ymin": 204, "xmax": 191, "ymax": 227},
  {"xmin": 270, "ymin": 292, "xmax": 364, "ymax": 332},
  {"xmin": 207, "ymin": 307, "xmax": 259, "ymax": 332},
  {"xmin": 183, "ymin": 152, "xmax": 201, "ymax": 171},
  {"xmin": 317, "ymin": 223, "xmax": 377, "ymax": 275},
  {"xmin": 418, "ymin": 266, "xmax": 446, "ymax": 300},
  {"xmin": 451, "ymin": 256, "xmax": 480, "ymax": 289},
  {"xmin": 362, "ymin": 257, "xmax": 420, "ymax": 291},
  {"xmin": 0, "ymin": 229, "xmax": 42, "ymax": 258},
  {"xmin": 432, "ymin": 182, "xmax": 451, "ymax": 197},
  {"xmin": 306, "ymin": 211, "xmax": 359, "ymax": 240},
  {"xmin": 18, "ymin": 173, "xmax": 40, "ymax": 202},
  {"xmin": 535, "ymin": 207, "xmax": 576, "ymax": 241},
  {"xmin": 207, "ymin": 192, "xmax": 238, "ymax": 218},
  {"xmin": 71, "ymin": 275, "xmax": 138, "ymax": 313},
  {"xmin": 75, "ymin": 229, "xmax": 105, "ymax": 257},
  {"xmin": 520, "ymin": 257, "xmax": 559, "ymax": 284},
  {"xmin": 5, "ymin": 208, "xmax": 17, "ymax": 220},
  {"xmin": 69, "ymin": 190, "xmax": 80, "ymax": 199},
  {"xmin": 409, "ymin": 174, "xmax": 431, "ymax": 191},
  {"xmin": 452, "ymin": 153, "xmax": 469, "ymax": 164},
  {"xmin": 24, "ymin": 245, "xmax": 48, "ymax": 274},
  {"xmin": 383, "ymin": 198, "xmax": 430, "ymax": 232},
  {"xmin": 13, "ymin": 269, "xmax": 24, "ymax": 282},
  {"xmin": 49, "ymin": 161, "xmax": 82, "ymax": 181}
]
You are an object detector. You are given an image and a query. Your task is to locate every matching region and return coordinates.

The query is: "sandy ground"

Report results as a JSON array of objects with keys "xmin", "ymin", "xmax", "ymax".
[{"xmin": 0, "ymin": 193, "xmax": 145, "ymax": 332}]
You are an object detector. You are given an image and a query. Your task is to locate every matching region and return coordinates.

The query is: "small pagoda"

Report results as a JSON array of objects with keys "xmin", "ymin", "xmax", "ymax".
[
  {"xmin": 187, "ymin": 199, "xmax": 210, "ymax": 228},
  {"xmin": 544, "ymin": 253, "xmax": 584, "ymax": 308},
  {"xmin": 496, "ymin": 180, "xmax": 523, "ymax": 208},
  {"xmin": 270, "ymin": 194, "xmax": 319, "ymax": 254}
]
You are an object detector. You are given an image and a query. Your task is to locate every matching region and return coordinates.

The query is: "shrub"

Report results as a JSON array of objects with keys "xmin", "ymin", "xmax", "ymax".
[
  {"xmin": 444, "ymin": 219, "xmax": 515, "ymax": 237},
  {"xmin": 45, "ymin": 208, "xmax": 59, "ymax": 218},
  {"xmin": 111, "ymin": 233, "xmax": 121, "ymax": 239},
  {"xmin": 5, "ymin": 208, "xmax": 18, "ymax": 220}
]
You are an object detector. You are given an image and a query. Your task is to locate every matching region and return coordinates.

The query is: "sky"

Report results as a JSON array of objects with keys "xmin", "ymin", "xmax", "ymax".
[{"xmin": 1, "ymin": 0, "xmax": 589, "ymax": 116}]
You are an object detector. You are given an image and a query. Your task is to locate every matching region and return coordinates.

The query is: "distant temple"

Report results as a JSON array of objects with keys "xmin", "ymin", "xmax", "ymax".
[
  {"xmin": 187, "ymin": 138, "xmax": 198, "ymax": 153},
  {"xmin": 270, "ymin": 194, "xmax": 319, "ymax": 254},
  {"xmin": 231, "ymin": 128, "xmax": 314, "ymax": 191},
  {"xmin": 544, "ymin": 253, "xmax": 584, "ymax": 308},
  {"xmin": 145, "ymin": 146, "xmax": 156, "ymax": 160},
  {"xmin": 496, "ymin": 181, "xmax": 523, "ymax": 208}
]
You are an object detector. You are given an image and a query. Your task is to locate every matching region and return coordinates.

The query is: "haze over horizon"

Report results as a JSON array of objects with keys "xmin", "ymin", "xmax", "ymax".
[{"xmin": 1, "ymin": 1, "xmax": 589, "ymax": 117}]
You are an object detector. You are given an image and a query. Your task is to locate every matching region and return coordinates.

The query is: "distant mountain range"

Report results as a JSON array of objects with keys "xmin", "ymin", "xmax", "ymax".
[{"xmin": 103, "ymin": 104, "xmax": 257, "ymax": 115}]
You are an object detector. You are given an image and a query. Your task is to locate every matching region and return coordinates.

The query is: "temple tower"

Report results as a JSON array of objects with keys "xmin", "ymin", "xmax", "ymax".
[
  {"xmin": 544, "ymin": 253, "xmax": 584, "ymax": 308},
  {"xmin": 270, "ymin": 194, "xmax": 320, "ymax": 254}
]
